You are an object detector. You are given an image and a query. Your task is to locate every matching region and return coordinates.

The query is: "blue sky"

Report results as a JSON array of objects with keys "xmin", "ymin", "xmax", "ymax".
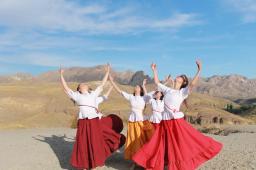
[{"xmin": 0, "ymin": 0, "xmax": 255, "ymax": 78}]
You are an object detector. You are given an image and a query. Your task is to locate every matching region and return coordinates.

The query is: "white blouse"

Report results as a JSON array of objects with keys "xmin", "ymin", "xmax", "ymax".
[
  {"xmin": 148, "ymin": 97, "xmax": 164, "ymax": 123},
  {"xmin": 67, "ymin": 86, "xmax": 103, "ymax": 119},
  {"xmin": 157, "ymin": 83, "xmax": 190, "ymax": 120},
  {"xmin": 121, "ymin": 91, "xmax": 149, "ymax": 122}
]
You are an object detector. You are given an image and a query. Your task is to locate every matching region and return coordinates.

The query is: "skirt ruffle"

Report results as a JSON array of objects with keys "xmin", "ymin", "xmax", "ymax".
[
  {"xmin": 70, "ymin": 115, "xmax": 125, "ymax": 169},
  {"xmin": 101, "ymin": 114, "xmax": 124, "ymax": 133},
  {"xmin": 132, "ymin": 118, "xmax": 223, "ymax": 170}
]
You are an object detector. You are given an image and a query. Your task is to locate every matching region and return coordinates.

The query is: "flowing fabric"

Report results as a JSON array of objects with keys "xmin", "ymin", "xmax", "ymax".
[
  {"xmin": 133, "ymin": 118, "xmax": 223, "ymax": 170},
  {"xmin": 71, "ymin": 115, "xmax": 125, "ymax": 169},
  {"xmin": 124, "ymin": 120, "xmax": 155, "ymax": 160}
]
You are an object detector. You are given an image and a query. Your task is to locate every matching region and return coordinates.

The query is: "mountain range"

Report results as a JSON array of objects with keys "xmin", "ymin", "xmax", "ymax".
[{"xmin": 0, "ymin": 65, "xmax": 255, "ymax": 101}]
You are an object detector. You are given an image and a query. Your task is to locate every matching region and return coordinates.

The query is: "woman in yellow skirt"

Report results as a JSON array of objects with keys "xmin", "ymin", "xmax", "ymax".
[{"xmin": 108, "ymin": 73, "xmax": 154, "ymax": 164}]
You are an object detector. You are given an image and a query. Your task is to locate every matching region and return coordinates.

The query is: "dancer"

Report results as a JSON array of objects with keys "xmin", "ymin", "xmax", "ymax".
[
  {"xmin": 108, "ymin": 73, "xmax": 154, "ymax": 162},
  {"xmin": 133, "ymin": 60, "xmax": 223, "ymax": 170},
  {"xmin": 60, "ymin": 64, "xmax": 125, "ymax": 170},
  {"xmin": 164, "ymin": 75, "xmax": 189, "ymax": 110},
  {"xmin": 142, "ymin": 79, "xmax": 164, "ymax": 128}
]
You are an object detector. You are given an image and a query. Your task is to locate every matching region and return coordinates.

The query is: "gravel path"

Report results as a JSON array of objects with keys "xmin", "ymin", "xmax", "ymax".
[{"xmin": 0, "ymin": 126, "xmax": 255, "ymax": 170}]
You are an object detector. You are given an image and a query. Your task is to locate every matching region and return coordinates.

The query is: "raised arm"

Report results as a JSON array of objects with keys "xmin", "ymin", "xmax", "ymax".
[
  {"xmin": 100, "ymin": 64, "xmax": 110, "ymax": 87},
  {"xmin": 142, "ymin": 79, "xmax": 148, "ymax": 95},
  {"xmin": 92, "ymin": 64, "xmax": 110, "ymax": 97},
  {"xmin": 60, "ymin": 67, "xmax": 72, "ymax": 94},
  {"xmin": 104, "ymin": 86, "xmax": 113, "ymax": 98},
  {"xmin": 109, "ymin": 74, "xmax": 122, "ymax": 94},
  {"xmin": 189, "ymin": 60, "xmax": 202, "ymax": 91},
  {"xmin": 151, "ymin": 63, "xmax": 160, "ymax": 84}
]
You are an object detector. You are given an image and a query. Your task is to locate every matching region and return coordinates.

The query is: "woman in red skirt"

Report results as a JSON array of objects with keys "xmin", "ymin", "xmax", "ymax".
[
  {"xmin": 142, "ymin": 79, "xmax": 164, "ymax": 129},
  {"xmin": 60, "ymin": 64, "xmax": 125, "ymax": 170},
  {"xmin": 133, "ymin": 60, "xmax": 223, "ymax": 170}
]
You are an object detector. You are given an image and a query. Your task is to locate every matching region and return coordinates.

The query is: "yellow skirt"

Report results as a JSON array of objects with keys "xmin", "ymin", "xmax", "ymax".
[{"xmin": 124, "ymin": 120, "xmax": 155, "ymax": 160}]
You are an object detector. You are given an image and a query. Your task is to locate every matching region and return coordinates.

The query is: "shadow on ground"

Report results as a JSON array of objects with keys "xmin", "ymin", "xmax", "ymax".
[
  {"xmin": 33, "ymin": 135, "xmax": 143, "ymax": 170},
  {"xmin": 33, "ymin": 135, "xmax": 75, "ymax": 170}
]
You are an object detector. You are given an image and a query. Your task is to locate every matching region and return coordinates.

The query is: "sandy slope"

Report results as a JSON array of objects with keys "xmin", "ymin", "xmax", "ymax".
[
  {"xmin": 0, "ymin": 82, "xmax": 252, "ymax": 130},
  {"xmin": 0, "ymin": 127, "xmax": 256, "ymax": 170}
]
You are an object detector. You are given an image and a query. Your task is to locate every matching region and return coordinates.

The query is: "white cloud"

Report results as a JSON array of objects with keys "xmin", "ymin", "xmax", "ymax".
[
  {"xmin": 224, "ymin": 0, "xmax": 256, "ymax": 23},
  {"xmin": 0, "ymin": 53, "xmax": 138, "ymax": 70},
  {"xmin": 0, "ymin": 0, "xmax": 201, "ymax": 34},
  {"xmin": 151, "ymin": 13, "xmax": 201, "ymax": 28},
  {"xmin": 0, "ymin": 54, "xmax": 93, "ymax": 67},
  {"xmin": 0, "ymin": 0, "xmax": 203, "ymax": 73},
  {"xmin": 0, "ymin": 30, "xmax": 140, "ymax": 53}
]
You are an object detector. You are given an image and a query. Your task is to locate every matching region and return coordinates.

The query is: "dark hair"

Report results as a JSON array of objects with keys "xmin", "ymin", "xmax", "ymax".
[
  {"xmin": 88, "ymin": 87, "xmax": 93, "ymax": 93},
  {"xmin": 133, "ymin": 85, "xmax": 144, "ymax": 96},
  {"xmin": 154, "ymin": 91, "xmax": 164, "ymax": 101},
  {"xmin": 180, "ymin": 74, "xmax": 189, "ymax": 89},
  {"xmin": 72, "ymin": 84, "xmax": 90, "ymax": 105},
  {"xmin": 77, "ymin": 84, "xmax": 81, "ymax": 94},
  {"xmin": 76, "ymin": 84, "xmax": 91, "ymax": 94}
]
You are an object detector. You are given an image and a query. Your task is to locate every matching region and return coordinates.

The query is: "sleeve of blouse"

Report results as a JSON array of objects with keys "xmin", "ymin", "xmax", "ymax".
[
  {"xmin": 147, "ymin": 91, "xmax": 155, "ymax": 98},
  {"xmin": 121, "ymin": 91, "xmax": 132, "ymax": 101},
  {"xmin": 157, "ymin": 83, "xmax": 170, "ymax": 94},
  {"xmin": 92, "ymin": 85, "xmax": 103, "ymax": 97},
  {"xmin": 96, "ymin": 96, "xmax": 105, "ymax": 105},
  {"xmin": 143, "ymin": 91, "xmax": 155, "ymax": 103},
  {"xmin": 149, "ymin": 98, "xmax": 154, "ymax": 105},
  {"xmin": 102, "ymin": 95, "xmax": 108, "ymax": 101},
  {"xmin": 181, "ymin": 86, "xmax": 190, "ymax": 99},
  {"xmin": 66, "ymin": 89, "xmax": 79, "ymax": 101}
]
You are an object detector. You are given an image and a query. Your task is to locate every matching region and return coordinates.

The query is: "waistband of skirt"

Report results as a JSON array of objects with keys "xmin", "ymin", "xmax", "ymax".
[{"xmin": 78, "ymin": 117, "xmax": 99, "ymax": 121}]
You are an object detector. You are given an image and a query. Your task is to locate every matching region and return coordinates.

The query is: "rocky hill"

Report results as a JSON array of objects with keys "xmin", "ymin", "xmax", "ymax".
[
  {"xmin": 195, "ymin": 75, "xmax": 256, "ymax": 100},
  {"xmin": 0, "ymin": 66, "xmax": 255, "ymax": 100},
  {"xmin": 37, "ymin": 65, "xmax": 136, "ymax": 85}
]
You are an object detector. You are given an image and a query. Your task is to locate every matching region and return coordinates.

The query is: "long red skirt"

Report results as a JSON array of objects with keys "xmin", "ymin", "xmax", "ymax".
[
  {"xmin": 70, "ymin": 115, "xmax": 126, "ymax": 169},
  {"xmin": 152, "ymin": 122, "xmax": 160, "ymax": 129},
  {"xmin": 132, "ymin": 118, "xmax": 223, "ymax": 170}
]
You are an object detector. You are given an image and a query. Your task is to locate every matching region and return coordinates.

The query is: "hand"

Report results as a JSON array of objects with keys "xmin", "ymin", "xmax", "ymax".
[
  {"xmin": 151, "ymin": 63, "xmax": 157, "ymax": 70},
  {"xmin": 196, "ymin": 60, "xmax": 202, "ymax": 71},
  {"xmin": 143, "ymin": 79, "xmax": 147, "ymax": 86},
  {"xmin": 98, "ymin": 113, "xmax": 103, "ymax": 119}
]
